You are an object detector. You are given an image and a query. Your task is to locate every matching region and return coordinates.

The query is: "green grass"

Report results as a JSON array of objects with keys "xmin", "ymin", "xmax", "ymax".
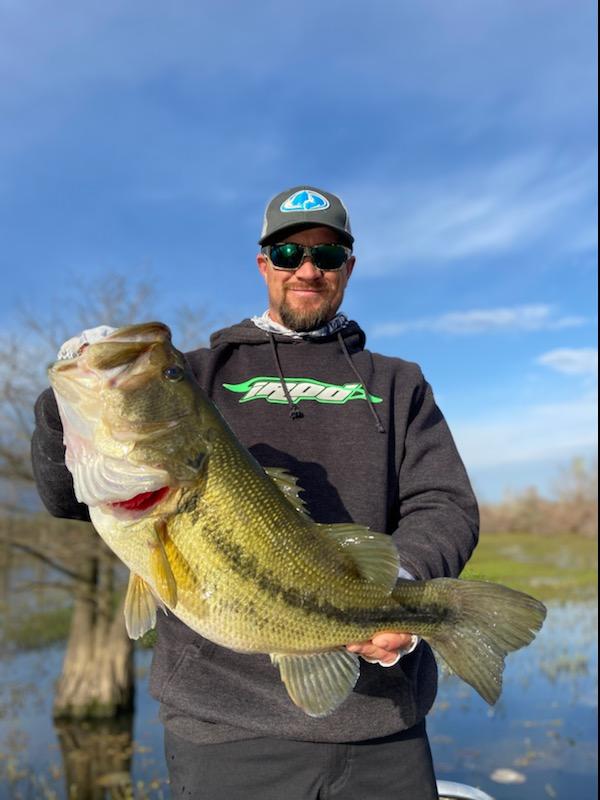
[
  {"xmin": 462, "ymin": 532, "xmax": 598, "ymax": 602},
  {"xmin": 1, "ymin": 606, "xmax": 72, "ymax": 650},
  {"xmin": 1, "ymin": 605, "xmax": 158, "ymax": 652}
]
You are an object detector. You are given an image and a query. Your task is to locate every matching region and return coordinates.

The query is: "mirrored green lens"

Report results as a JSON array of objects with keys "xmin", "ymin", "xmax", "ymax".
[
  {"xmin": 269, "ymin": 243, "xmax": 303, "ymax": 269},
  {"xmin": 267, "ymin": 243, "xmax": 349, "ymax": 270},
  {"xmin": 312, "ymin": 245, "xmax": 348, "ymax": 270}
]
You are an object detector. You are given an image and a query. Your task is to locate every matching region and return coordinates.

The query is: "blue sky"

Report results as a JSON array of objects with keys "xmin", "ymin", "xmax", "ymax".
[{"xmin": 1, "ymin": 0, "xmax": 597, "ymax": 500}]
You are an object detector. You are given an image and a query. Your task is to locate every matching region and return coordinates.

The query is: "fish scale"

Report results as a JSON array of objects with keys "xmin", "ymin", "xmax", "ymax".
[
  {"xmin": 164, "ymin": 481, "xmax": 393, "ymax": 653},
  {"xmin": 49, "ymin": 321, "xmax": 547, "ymax": 716}
]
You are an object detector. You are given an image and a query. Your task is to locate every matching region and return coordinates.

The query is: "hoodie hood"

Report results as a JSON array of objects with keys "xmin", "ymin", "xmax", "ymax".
[{"xmin": 209, "ymin": 318, "xmax": 367, "ymax": 354}]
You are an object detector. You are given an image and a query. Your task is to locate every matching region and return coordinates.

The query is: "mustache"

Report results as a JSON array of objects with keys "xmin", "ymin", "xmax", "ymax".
[{"xmin": 285, "ymin": 283, "xmax": 328, "ymax": 291}]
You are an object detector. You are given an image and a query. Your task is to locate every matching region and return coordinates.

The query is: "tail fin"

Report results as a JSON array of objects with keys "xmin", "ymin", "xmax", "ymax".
[{"xmin": 418, "ymin": 579, "xmax": 546, "ymax": 704}]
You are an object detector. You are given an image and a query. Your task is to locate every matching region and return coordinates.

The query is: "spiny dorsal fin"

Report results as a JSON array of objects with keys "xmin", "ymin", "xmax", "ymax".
[
  {"xmin": 265, "ymin": 467, "xmax": 399, "ymax": 592},
  {"xmin": 264, "ymin": 467, "xmax": 311, "ymax": 518},
  {"xmin": 124, "ymin": 573, "xmax": 162, "ymax": 639},
  {"xmin": 270, "ymin": 649, "xmax": 360, "ymax": 717},
  {"xmin": 317, "ymin": 523, "xmax": 400, "ymax": 594}
]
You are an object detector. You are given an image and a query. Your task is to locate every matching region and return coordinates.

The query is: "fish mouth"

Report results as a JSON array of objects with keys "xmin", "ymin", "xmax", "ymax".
[
  {"xmin": 49, "ymin": 322, "xmax": 188, "ymax": 511},
  {"xmin": 49, "ymin": 320, "xmax": 185, "ymax": 433},
  {"xmin": 50, "ymin": 321, "xmax": 174, "ymax": 385},
  {"xmin": 108, "ymin": 486, "xmax": 171, "ymax": 516}
]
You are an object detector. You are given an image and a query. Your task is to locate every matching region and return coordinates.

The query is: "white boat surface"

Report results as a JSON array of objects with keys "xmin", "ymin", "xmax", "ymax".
[{"xmin": 437, "ymin": 780, "xmax": 495, "ymax": 800}]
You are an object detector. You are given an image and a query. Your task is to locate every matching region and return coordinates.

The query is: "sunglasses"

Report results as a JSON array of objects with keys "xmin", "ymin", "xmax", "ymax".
[{"xmin": 262, "ymin": 243, "xmax": 352, "ymax": 271}]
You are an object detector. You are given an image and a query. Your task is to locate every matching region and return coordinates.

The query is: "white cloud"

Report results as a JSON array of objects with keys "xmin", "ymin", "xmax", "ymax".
[
  {"xmin": 537, "ymin": 348, "xmax": 598, "ymax": 376},
  {"xmin": 373, "ymin": 304, "xmax": 586, "ymax": 337},
  {"xmin": 451, "ymin": 393, "xmax": 598, "ymax": 472},
  {"xmin": 349, "ymin": 152, "xmax": 596, "ymax": 274}
]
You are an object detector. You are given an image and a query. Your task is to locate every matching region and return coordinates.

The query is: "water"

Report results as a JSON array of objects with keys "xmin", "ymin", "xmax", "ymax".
[
  {"xmin": 428, "ymin": 603, "xmax": 598, "ymax": 799},
  {"xmin": 0, "ymin": 602, "xmax": 597, "ymax": 799}
]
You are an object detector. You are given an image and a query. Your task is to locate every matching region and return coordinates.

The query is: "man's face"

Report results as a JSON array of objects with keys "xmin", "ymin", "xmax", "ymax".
[{"xmin": 257, "ymin": 226, "xmax": 355, "ymax": 331}]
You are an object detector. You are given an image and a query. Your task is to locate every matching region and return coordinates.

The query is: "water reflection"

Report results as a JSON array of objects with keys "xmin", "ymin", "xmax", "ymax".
[
  {"xmin": 0, "ymin": 600, "xmax": 597, "ymax": 800},
  {"xmin": 55, "ymin": 716, "xmax": 133, "ymax": 800}
]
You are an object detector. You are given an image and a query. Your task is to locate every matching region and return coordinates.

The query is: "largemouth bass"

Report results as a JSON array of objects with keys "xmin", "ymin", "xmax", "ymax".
[{"xmin": 48, "ymin": 322, "xmax": 546, "ymax": 717}]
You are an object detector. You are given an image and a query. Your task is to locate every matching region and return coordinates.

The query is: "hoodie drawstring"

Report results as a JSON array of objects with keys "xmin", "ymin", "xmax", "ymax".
[
  {"xmin": 268, "ymin": 334, "xmax": 304, "ymax": 419},
  {"xmin": 266, "ymin": 330, "xmax": 385, "ymax": 433},
  {"xmin": 337, "ymin": 332, "xmax": 386, "ymax": 434}
]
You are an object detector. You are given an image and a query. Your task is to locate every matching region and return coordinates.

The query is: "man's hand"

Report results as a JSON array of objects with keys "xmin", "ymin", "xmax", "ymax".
[{"xmin": 346, "ymin": 631, "xmax": 416, "ymax": 665}]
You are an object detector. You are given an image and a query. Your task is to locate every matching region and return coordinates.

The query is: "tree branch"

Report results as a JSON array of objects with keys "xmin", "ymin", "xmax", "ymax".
[{"xmin": 8, "ymin": 541, "xmax": 89, "ymax": 583}]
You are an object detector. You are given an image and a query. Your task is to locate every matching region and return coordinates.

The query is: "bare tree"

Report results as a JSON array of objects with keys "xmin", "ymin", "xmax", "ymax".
[
  {"xmin": 551, "ymin": 456, "xmax": 598, "ymax": 537},
  {"xmin": 0, "ymin": 273, "xmax": 216, "ymax": 721},
  {"xmin": 479, "ymin": 457, "xmax": 598, "ymax": 537},
  {"xmin": 0, "ymin": 274, "xmax": 163, "ymax": 504}
]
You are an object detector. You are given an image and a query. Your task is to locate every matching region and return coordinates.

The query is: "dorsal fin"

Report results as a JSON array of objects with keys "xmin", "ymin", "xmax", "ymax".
[
  {"xmin": 318, "ymin": 523, "xmax": 400, "ymax": 593},
  {"xmin": 264, "ymin": 467, "xmax": 312, "ymax": 518},
  {"xmin": 265, "ymin": 467, "xmax": 399, "ymax": 592}
]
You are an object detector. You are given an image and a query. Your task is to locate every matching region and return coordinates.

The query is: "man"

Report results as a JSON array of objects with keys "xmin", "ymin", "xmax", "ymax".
[{"xmin": 32, "ymin": 185, "xmax": 479, "ymax": 799}]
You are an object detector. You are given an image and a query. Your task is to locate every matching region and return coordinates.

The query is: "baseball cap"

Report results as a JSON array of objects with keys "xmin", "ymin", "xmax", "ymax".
[{"xmin": 259, "ymin": 186, "xmax": 354, "ymax": 248}]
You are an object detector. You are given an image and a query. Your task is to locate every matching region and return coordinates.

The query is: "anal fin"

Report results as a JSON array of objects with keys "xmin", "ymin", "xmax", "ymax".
[{"xmin": 270, "ymin": 650, "xmax": 360, "ymax": 718}]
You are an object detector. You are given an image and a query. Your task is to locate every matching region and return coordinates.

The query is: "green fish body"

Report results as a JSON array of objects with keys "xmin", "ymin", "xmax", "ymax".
[{"xmin": 49, "ymin": 322, "xmax": 547, "ymax": 717}]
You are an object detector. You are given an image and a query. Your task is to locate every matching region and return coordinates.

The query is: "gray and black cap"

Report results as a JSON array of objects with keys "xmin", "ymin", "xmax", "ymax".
[{"xmin": 259, "ymin": 186, "xmax": 354, "ymax": 248}]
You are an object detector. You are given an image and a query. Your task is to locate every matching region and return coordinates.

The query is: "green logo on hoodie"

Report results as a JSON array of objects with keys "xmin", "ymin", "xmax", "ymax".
[{"xmin": 223, "ymin": 377, "xmax": 383, "ymax": 405}]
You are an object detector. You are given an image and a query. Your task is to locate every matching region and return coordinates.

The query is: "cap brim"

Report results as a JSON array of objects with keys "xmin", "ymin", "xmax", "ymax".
[{"xmin": 259, "ymin": 222, "xmax": 354, "ymax": 247}]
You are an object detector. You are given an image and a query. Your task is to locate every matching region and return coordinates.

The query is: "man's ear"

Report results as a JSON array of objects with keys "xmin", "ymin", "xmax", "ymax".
[{"xmin": 257, "ymin": 252, "xmax": 268, "ymax": 280}]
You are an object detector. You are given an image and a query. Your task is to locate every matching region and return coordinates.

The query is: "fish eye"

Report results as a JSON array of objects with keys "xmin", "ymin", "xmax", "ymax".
[{"xmin": 163, "ymin": 365, "xmax": 184, "ymax": 382}]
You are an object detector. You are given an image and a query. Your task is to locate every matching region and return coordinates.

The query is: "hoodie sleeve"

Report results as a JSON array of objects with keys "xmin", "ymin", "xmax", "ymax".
[
  {"xmin": 391, "ymin": 372, "xmax": 479, "ymax": 580},
  {"xmin": 30, "ymin": 388, "xmax": 91, "ymax": 522}
]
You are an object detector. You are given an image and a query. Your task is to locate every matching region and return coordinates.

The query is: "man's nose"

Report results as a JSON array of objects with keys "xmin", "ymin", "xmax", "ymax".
[{"xmin": 294, "ymin": 258, "xmax": 321, "ymax": 279}]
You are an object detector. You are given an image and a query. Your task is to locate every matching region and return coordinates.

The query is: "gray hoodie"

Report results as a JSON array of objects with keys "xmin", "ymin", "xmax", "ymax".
[{"xmin": 31, "ymin": 318, "xmax": 479, "ymax": 744}]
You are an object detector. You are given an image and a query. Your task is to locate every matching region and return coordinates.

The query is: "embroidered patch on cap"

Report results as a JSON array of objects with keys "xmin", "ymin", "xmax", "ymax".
[{"xmin": 280, "ymin": 190, "xmax": 330, "ymax": 213}]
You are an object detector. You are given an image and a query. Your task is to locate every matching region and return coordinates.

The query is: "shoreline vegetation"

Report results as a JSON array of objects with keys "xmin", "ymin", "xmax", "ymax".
[
  {"xmin": 462, "ymin": 531, "xmax": 597, "ymax": 602},
  {"xmin": 478, "ymin": 457, "xmax": 597, "ymax": 539}
]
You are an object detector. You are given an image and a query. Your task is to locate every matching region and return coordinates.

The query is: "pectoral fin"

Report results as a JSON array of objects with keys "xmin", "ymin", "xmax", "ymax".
[
  {"xmin": 148, "ymin": 520, "xmax": 178, "ymax": 607},
  {"xmin": 270, "ymin": 650, "xmax": 360, "ymax": 718},
  {"xmin": 124, "ymin": 572, "xmax": 162, "ymax": 639}
]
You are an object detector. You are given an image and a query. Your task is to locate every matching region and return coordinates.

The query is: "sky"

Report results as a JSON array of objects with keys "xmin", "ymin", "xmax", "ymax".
[{"xmin": 0, "ymin": 0, "xmax": 597, "ymax": 501}]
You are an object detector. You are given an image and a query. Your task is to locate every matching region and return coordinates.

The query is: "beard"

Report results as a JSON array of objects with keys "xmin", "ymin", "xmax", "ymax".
[{"xmin": 278, "ymin": 294, "xmax": 337, "ymax": 332}]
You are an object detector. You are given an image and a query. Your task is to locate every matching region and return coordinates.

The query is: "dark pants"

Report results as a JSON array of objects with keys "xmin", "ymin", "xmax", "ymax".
[{"xmin": 164, "ymin": 721, "xmax": 439, "ymax": 800}]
